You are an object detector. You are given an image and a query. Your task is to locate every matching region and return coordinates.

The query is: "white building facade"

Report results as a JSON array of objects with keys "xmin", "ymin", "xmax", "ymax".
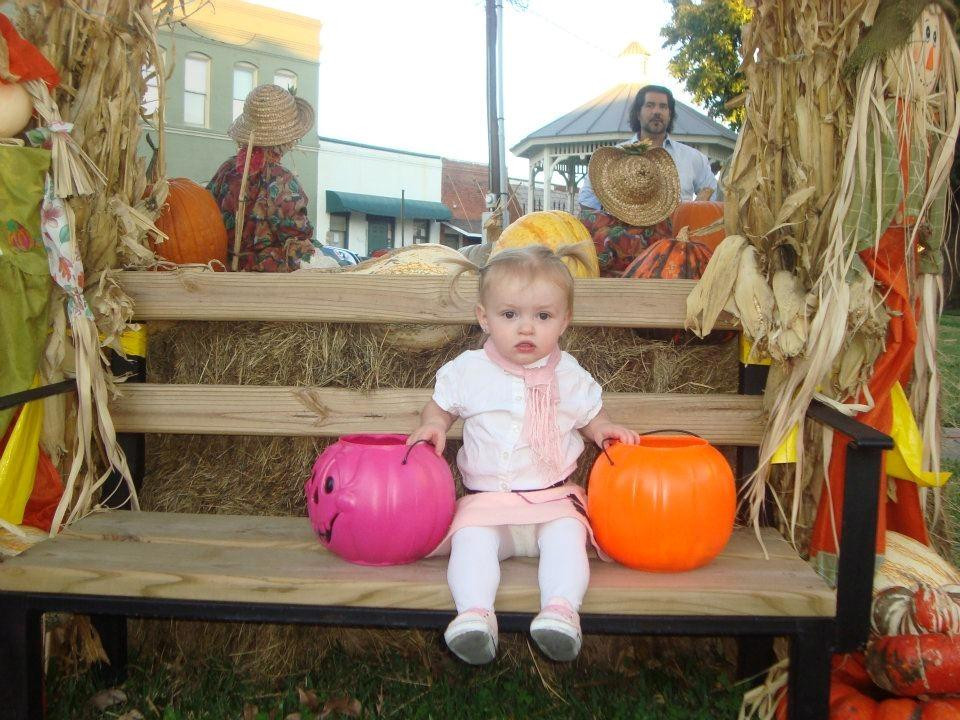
[{"xmin": 316, "ymin": 137, "xmax": 450, "ymax": 257}]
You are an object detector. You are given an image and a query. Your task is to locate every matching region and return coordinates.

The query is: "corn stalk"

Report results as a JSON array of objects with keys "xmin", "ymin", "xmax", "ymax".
[
  {"xmin": 13, "ymin": 0, "xmax": 173, "ymax": 529},
  {"xmin": 688, "ymin": 0, "xmax": 960, "ymax": 544}
]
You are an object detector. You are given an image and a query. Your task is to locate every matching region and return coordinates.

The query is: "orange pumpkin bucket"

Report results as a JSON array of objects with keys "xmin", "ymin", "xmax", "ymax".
[{"xmin": 587, "ymin": 432, "xmax": 736, "ymax": 572}]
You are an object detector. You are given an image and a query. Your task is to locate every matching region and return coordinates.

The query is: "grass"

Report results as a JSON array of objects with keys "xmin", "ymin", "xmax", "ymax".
[
  {"xmin": 940, "ymin": 309, "xmax": 960, "ymax": 427},
  {"xmin": 47, "ymin": 643, "xmax": 744, "ymax": 719}
]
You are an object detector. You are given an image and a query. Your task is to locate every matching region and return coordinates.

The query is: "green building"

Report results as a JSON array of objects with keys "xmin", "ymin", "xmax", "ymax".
[{"xmin": 141, "ymin": 0, "xmax": 322, "ymax": 229}]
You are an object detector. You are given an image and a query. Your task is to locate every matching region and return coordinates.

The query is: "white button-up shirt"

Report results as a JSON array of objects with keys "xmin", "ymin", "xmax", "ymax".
[
  {"xmin": 578, "ymin": 134, "xmax": 717, "ymax": 207},
  {"xmin": 433, "ymin": 349, "xmax": 603, "ymax": 492}
]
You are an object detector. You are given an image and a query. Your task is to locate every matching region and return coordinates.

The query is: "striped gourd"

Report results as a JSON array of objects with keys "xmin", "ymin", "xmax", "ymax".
[{"xmin": 621, "ymin": 227, "xmax": 712, "ymax": 280}]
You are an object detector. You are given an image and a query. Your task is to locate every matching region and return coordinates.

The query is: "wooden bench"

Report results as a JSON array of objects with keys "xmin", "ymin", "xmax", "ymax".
[{"xmin": 0, "ymin": 272, "xmax": 892, "ymax": 720}]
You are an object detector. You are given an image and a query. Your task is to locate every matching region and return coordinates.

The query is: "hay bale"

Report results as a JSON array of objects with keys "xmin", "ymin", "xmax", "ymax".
[{"xmin": 135, "ymin": 320, "xmax": 738, "ymax": 678}]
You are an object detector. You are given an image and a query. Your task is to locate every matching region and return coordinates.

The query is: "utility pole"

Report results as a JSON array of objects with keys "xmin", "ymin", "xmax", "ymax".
[{"xmin": 485, "ymin": 0, "xmax": 509, "ymax": 226}]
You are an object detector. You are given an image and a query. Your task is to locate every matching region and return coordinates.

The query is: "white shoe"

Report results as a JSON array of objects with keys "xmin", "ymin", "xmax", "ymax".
[
  {"xmin": 444, "ymin": 608, "xmax": 498, "ymax": 665},
  {"xmin": 530, "ymin": 597, "xmax": 582, "ymax": 662}
]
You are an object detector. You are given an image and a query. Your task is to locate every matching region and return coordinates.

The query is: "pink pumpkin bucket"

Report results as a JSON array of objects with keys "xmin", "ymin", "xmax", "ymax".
[{"xmin": 305, "ymin": 434, "xmax": 455, "ymax": 565}]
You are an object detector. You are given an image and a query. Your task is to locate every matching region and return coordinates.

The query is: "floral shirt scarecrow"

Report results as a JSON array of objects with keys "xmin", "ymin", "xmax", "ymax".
[
  {"xmin": 207, "ymin": 147, "xmax": 316, "ymax": 272},
  {"xmin": 577, "ymin": 207, "xmax": 673, "ymax": 277}
]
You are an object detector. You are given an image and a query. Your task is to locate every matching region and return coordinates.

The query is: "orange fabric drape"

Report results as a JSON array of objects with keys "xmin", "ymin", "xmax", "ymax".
[{"xmin": 809, "ymin": 226, "xmax": 928, "ymax": 563}]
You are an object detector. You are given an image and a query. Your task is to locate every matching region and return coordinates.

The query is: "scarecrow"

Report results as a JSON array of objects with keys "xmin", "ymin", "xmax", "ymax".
[
  {"xmin": 684, "ymin": 0, "xmax": 960, "ymax": 576},
  {"xmin": 207, "ymin": 83, "xmax": 317, "ymax": 272},
  {"xmin": 809, "ymin": 0, "xmax": 957, "ymax": 576},
  {"xmin": 582, "ymin": 142, "xmax": 680, "ymax": 276}
]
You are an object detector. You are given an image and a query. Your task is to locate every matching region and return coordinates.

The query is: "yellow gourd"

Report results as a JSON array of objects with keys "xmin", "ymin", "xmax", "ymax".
[{"xmin": 491, "ymin": 211, "xmax": 600, "ymax": 278}]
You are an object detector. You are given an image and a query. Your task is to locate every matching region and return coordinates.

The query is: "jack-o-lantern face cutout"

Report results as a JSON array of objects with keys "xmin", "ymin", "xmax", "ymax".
[
  {"xmin": 883, "ymin": 4, "xmax": 943, "ymax": 97},
  {"xmin": 304, "ymin": 434, "xmax": 456, "ymax": 566}
]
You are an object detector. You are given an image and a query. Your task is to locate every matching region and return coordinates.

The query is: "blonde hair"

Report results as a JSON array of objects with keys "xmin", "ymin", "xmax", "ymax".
[{"xmin": 446, "ymin": 241, "xmax": 595, "ymax": 314}]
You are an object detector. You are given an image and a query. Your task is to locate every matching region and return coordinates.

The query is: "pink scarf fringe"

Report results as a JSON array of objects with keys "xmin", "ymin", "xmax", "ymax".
[{"xmin": 483, "ymin": 339, "xmax": 564, "ymax": 477}]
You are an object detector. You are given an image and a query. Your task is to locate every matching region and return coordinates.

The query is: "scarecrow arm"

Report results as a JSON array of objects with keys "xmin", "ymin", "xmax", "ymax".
[{"xmin": 806, "ymin": 399, "xmax": 894, "ymax": 652}]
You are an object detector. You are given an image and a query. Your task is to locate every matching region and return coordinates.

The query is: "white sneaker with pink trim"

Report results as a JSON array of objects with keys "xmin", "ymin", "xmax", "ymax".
[
  {"xmin": 444, "ymin": 608, "xmax": 498, "ymax": 665},
  {"xmin": 530, "ymin": 597, "xmax": 582, "ymax": 661}
]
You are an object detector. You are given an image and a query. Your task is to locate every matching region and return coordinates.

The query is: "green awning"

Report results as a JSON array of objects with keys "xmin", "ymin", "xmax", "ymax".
[{"xmin": 326, "ymin": 190, "xmax": 452, "ymax": 221}]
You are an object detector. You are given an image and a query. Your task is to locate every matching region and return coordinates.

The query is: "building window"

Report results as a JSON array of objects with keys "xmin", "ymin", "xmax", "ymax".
[
  {"xmin": 141, "ymin": 48, "xmax": 165, "ymax": 120},
  {"xmin": 274, "ymin": 69, "xmax": 297, "ymax": 93},
  {"xmin": 183, "ymin": 52, "xmax": 210, "ymax": 126},
  {"xmin": 328, "ymin": 213, "xmax": 348, "ymax": 248},
  {"xmin": 232, "ymin": 62, "xmax": 257, "ymax": 120},
  {"xmin": 412, "ymin": 220, "xmax": 430, "ymax": 243}
]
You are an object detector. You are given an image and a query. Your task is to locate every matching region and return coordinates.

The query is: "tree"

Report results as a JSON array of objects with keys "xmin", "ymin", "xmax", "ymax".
[{"xmin": 661, "ymin": 0, "xmax": 751, "ymax": 130}]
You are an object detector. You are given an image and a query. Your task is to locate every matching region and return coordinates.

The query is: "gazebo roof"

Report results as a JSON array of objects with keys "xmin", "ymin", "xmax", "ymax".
[{"xmin": 510, "ymin": 82, "xmax": 737, "ymax": 159}]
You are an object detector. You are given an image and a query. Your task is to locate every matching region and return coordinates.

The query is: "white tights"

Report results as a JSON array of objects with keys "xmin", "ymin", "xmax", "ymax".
[{"xmin": 447, "ymin": 517, "xmax": 589, "ymax": 613}]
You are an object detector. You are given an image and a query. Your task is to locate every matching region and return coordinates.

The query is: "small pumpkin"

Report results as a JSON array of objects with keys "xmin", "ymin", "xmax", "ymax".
[
  {"xmin": 621, "ymin": 226, "xmax": 712, "ymax": 280},
  {"xmin": 920, "ymin": 701, "xmax": 960, "ymax": 720},
  {"xmin": 586, "ymin": 434, "xmax": 735, "ymax": 572},
  {"xmin": 150, "ymin": 178, "xmax": 228, "ymax": 267},
  {"xmin": 866, "ymin": 633, "xmax": 960, "ymax": 696},
  {"xmin": 492, "ymin": 210, "xmax": 600, "ymax": 277},
  {"xmin": 875, "ymin": 698, "xmax": 920, "ymax": 720},
  {"xmin": 669, "ymin": 200, "xmax": 725, "ymax": 252}
]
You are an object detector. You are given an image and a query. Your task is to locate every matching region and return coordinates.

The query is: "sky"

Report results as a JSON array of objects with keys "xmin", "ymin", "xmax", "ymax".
[{"xmin": 252, "ymin": 0, "xmax": 699, "ymax": 177}]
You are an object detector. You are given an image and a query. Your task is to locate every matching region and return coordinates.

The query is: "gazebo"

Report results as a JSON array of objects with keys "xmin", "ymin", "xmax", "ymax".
[{"xmin": 510, "ymin": 44, "xmax": 739, "ymax": 213}]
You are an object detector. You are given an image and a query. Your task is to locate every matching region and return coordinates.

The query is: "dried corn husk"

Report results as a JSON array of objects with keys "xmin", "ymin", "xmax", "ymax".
[
  {"xmin": 685, "ymin": 234, "xmax": 748, "ymax": 336},
  {"xmin": 769, "ymin": 270, "xmax": 809, "ymax": 361},
  {"xmin": 738, "ymin": 658, "xmax": 788, "ymax": 720},
  {"xmin": 733, "ymin": 245, "xmax": 775, "ymax": 346},
  {"xmin": 696, "ymin": 1, "xmax": 960, "ymax": 550},
  {"xmin": 13, "ymin": 1, "xmax": 170, "ymax": 527}
]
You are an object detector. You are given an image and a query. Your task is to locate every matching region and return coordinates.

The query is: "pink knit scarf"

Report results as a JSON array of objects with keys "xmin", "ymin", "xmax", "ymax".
[{"xmin": 483, "ymin": 339, "xmax": 564, "ymax": 477}]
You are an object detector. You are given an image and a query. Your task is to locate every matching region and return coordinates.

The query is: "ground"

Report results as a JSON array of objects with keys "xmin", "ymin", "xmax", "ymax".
[
  {"xmin": 45, "ymin": 313, "xmax": 960, "ymax": 718},
  {"xmin": 49, "ymin": 643, "xmax": 743, "ymax": 719}
]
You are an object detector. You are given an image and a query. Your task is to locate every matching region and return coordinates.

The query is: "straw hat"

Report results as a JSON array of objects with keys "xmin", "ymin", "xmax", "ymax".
[
  {"xmin": 228, "ymin": 84, "xmax": 315, "ymax": 147},
  {"xmin": 588, "ymin": 142, "xmax": 680, "ymax": 227}
]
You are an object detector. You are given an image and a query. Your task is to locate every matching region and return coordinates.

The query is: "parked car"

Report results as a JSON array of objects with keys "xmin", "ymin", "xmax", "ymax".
[{"xmin": 317, "ymin": 244, "xmax": 362, "ymax": 267}]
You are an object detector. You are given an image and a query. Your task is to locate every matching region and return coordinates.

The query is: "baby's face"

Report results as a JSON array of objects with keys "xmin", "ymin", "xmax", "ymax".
[{"xmin": 477, "ymin": 275, "xmax": 570, "ymax": 365}]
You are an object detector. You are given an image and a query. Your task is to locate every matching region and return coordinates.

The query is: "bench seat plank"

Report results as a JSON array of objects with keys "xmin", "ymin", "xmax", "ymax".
[
  {"xmin": 116, "ymin": 272, "xmax": 737, "ymax": 329},
  {"xmin": 0, "ymin": 512, "xmax": 833, "ymax": 617},
  {"xmin": 109, "ymin": 385, "xmax": 765, "ymax": 446}
]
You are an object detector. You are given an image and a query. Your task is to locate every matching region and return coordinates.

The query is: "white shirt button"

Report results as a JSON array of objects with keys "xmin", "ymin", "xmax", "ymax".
[
  {"xmin": 501, "ymin": 451, "xmax": 509, "ymax": 460},
  {"xmin": 498, "ymin": 480, "xmax": 510, "ymax": 491}
]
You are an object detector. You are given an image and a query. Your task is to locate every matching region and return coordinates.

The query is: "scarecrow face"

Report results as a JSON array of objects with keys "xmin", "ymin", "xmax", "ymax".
[
  {"xmin": 883, "ymin": 4, "xmax": 943, "ymax": 97},
  {"xmin": 912, "ymin": 6, "xmax": 942, "ymax": 92}
]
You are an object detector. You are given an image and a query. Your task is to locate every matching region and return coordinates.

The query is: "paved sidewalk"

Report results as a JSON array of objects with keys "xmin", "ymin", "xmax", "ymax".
[{"xmin": 944, "ymin": 427, "xmax": 960, "ymax": 462}]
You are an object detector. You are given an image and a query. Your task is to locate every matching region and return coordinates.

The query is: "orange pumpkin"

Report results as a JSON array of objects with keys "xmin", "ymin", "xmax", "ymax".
[
  {"xmin": 586, "ymin": 434, "xmax": 735, "ymax": 572},
  {"xmin": 867, "ymin": 634, "xmax": 960, "ymax": 696},
  {"xmin": 669, "ymin": 200, "xmax": 725, "ymax": 252},
  {"xmin": 621, "ymin": 227, "xmax": 712, "ymax": 280},
  {"xmin": 150, "ymin": 178, "xmax": 228, "ymax": 267}
]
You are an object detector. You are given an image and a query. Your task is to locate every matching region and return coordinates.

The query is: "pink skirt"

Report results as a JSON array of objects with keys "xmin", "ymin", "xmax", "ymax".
[{"xmin": 429, "ymin": 483, "xmax": 610, "ymax": 561}]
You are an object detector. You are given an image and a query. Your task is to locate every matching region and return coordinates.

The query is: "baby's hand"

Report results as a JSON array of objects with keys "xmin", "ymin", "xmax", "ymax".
[
  {"xmin": 591, "ymin": 422, "xmax": 639, "ymax": 448},
  {"xmin": 406, "ymin": 422, "xmax": 447, "ymax": 455}
]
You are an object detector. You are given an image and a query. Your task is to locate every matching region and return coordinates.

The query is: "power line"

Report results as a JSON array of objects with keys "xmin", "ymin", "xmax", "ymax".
[{"xmin": 507, "ymin": 3, "xmax": 617, "ymax": 59}]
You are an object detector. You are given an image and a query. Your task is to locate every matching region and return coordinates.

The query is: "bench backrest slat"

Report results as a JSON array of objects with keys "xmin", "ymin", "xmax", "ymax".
[
  {"xmin": 116, "ymin": 272, "xmax": 736, "ymax": 329},
  {"xmin": 110, "ymin": 385, "xmax": 764, "ymax": 445}
]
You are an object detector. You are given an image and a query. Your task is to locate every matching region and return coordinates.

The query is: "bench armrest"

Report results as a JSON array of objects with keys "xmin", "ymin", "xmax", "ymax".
[{"xmin": 805, "ymin": 399, "xmax": 893, "ymax": 652}]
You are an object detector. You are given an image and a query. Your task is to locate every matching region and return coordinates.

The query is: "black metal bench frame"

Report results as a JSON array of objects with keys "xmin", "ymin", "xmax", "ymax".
[{"xmin": 0, "ymin": 358, "xmax": 892, "ymax": 720}]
